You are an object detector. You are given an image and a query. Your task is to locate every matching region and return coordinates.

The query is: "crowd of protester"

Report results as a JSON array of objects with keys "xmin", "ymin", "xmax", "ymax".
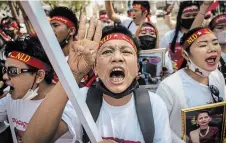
[{"xmin": 0, "ymin": 0, "xmax": 225, "ymax": 143}]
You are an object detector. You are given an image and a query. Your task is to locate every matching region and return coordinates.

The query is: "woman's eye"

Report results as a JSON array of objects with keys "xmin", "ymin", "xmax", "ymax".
[
  {"xmin": 213, "ymin": 42, "xmax": 219, "ymax": 46},
  {"xmin": 141, "ymin": 31, "xmax": 146, "ymax": 34},
  {"xmin": 102, "ymin": 50, "xmax": 112, "ymax": 55},
  {"xmin": 199, "ymin": 45, "xmax": 206, "ymax": 47}
]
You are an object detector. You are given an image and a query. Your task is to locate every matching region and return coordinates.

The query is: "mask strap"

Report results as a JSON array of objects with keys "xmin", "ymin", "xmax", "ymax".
[{"xmin": 60, "ymin": 33, "xmax": 72, "ymax": 49}]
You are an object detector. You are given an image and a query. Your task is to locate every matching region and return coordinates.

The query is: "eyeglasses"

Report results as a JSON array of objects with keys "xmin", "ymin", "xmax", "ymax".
[
  {"xmin": 2, "ymin": 66, "xmax": 36, "ymax": 76},
  {"xmin": 209, "ymin": 85, "xmax": 223, "ymax": 103}
]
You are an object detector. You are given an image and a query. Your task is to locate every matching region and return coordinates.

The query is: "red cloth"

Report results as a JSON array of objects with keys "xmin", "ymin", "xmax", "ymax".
[{"xmin": 207, "ymin": 1, "xmax": 219, "ymax": 12}]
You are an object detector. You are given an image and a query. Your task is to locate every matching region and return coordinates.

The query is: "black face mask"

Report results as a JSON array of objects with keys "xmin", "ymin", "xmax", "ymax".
[
  {"xmin": 181, "ymin": 18, "xmax": 195, "ymax": 29},
  {"xmin": 139, "ymin": 35, "xmax": 156, "ymax": 50},
  {"xmin": 96, "ymin": 78, "xmax": 139, "ymax": 99}
]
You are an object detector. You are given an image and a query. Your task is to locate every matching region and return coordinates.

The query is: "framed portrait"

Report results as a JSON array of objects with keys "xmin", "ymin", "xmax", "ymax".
[
  {"xmin": 138, "ymin": 48, "xmax": 165, "ymax": 90},
  {"xmin": 181, "ymin": 102, "xmax": 226, "ymax": 143}
]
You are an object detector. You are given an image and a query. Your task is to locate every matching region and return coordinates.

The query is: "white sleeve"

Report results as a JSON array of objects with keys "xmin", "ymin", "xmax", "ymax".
[
  {"xmin": 156, "ymin": 83, "xmax": 185, "ymax": 143},
  {"xmin": 119, "ymin": 15, "xmax": 132, "ymax": 28},
  {"xmin": 149, "ymin": 92, "xmax": 172, "ymax": 143},
  {"xmin": 159, "ymin": 35, "xmax": 169, "ymax": 49},
  {"xmin": 119, "ymin": 15, "xmax": 131, "ymax": 23},
  {"xmin": 61, "ymin": 101, "xmax": 82, "ymax": 139},
  {"xmin": 0, "ymin": 96, "xmax": 8, "ymax": 122},
  {"xmin": 61, "ymin": 87, "xmax": 89, "ymax": 141}
]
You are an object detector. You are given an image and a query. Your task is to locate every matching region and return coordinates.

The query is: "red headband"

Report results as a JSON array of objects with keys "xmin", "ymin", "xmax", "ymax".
[
  {"xmin": 211, "ymin": 14, "xmax": 226, "ymax": 27},
  {"xmin": 183, "ymin": 28, "xmax": 212, "ymax": 49},
  {"xmin": 132, "ymin": 4, "xmax": 147, "ymax": 12},
  {"xmin": 183, "ymin": 6, "xmax": 199, "ymax": 14},
  {"xmin": 8, "ymin": 51, "xmax": 51, "ymax": 71},
  {"xmin": 99, "ymin": 33, "xmax": 137, "ymax": 50},
  {"xmin": 2, "ymin": 21, "xmax": 19, "ymax": 29},
  {"xmin": 51, "ymin": 16, "xmax": 75, "ymax": 28},
  {"xmin": 141, "ymin": 26, "xmax": 155, "ymax": 33},
  {"xmin": 10, "ymin": 21, "xmax": 19, "ymax": 29}
]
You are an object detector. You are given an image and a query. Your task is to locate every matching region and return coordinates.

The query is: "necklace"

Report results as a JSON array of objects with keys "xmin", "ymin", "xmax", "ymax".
[{"xmin": 199, "ymin": 126, "xmax": 210, "ymax": 137}]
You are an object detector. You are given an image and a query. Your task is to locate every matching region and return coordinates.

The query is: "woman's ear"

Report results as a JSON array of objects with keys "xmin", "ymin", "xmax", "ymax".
[{"xmin": 35, "ymin": 70, "xmax": 46, "ymax": 84}]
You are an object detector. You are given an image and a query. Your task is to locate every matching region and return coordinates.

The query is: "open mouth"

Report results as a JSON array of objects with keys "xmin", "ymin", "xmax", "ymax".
[
  {"xmin": 5, "ymin": 82, "xmax": 14, "ymax": 94},
  {"xmin": 9, "ymin": 86, "xmax": 14, "ymax": 94},
  {"xmin": 110, "ymin": 67, "xmax": 125, "ymax": 83},
  {"xmin": 205, "ymin": 56, "xmax": 217, "ymax": 64}
]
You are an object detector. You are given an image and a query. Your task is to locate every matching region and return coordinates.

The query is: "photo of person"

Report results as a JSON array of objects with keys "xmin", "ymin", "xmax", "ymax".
[
  {"xmin": 182, "ymin": 102, "xmax": 226, "ymax": 143},
  {"xmin": 138, "ymin": 49, "xmax": 165, "ymax": 90},
  {"xmin": 189, "ymin": 110, "xmax": 219, "ymax": 143}
]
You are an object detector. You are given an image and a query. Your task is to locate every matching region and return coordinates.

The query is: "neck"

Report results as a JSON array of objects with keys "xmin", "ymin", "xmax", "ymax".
[
  {"xmin": 63, "ymin": 45, "xmax": 69, "ymax": 56},
  {"xmin": 62, "ymin": 37, "xmax": 73, "ymax": 56},
  {"xmin": 221, "ymin": 44, "xmax": 226, "ymax": 53},
  {"xmin": 180, "ymin": 27, "xmax": 189, "ymax": 34},
  {"xmin": 13, "ymin": 34, "xmax": 19, "ymax": 41},
  {"xmin": 184, "ymin": 68, "xmax": 209, "ymax": 86},
  {"xmin": 32, "ymin": 82, "xmax": 54, "ymax": 100},
  {"xmin": 134, "ymin": 17, "xmax": 146, "ymax": 26},
  {"xmin": 103, "ymin": 94, "xmax": 132, "ymax": 106},
  {"xmin": 134, "ymin": 20, "xmax": 141, "ymax": 26},
  {"xmin": 200, "ymin": 125, "xmax": 209, "ymax": 130}
]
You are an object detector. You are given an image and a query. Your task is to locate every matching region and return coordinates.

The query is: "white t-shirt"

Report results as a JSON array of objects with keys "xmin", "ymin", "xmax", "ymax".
[
  {"xmin": 120, "ymin": 16, "xmax": 138, "ymax": 35},
  {"xmin": 77, "ymin": 87, "xmax": 172, "ymax": 143},
  {"xmin": 178, "ymin": 69, "xmax": 225, "ymax": 107},
  {"xmin": 0, "ymin": 94, "xmax": 82, "ymax": 143},
  {"xmin": 160, "ymin": 29, "xmax": 184, "ymax": 69}
]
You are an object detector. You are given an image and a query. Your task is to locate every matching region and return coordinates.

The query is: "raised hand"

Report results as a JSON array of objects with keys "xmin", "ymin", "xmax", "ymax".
[
  {"xmin": 68, "ymin": 13, "xmax": 102, "ymax": 82},
  {"xmin": 203, "ymin": 0, "xmax": 213, "ymax": 6},
  {"xmin": 164, "ymin": 4, "xmax": 174, "ymax": 15}
]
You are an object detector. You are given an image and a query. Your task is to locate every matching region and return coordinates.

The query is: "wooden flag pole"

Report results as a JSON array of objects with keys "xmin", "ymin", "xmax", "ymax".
[{"xmin": 20, "ymin": 1, "xmax": 102, "ymax": 143}]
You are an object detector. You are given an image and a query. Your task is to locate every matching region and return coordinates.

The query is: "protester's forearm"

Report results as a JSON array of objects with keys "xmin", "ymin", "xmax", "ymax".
[
  {"xmin": 105, "ymin": 1, "xmax": 117, "ymax": 21},
  {"xmin": 22, "ymin": 82, "xmax": 68, "ymax": 143},
  {"xmin": 190, "ymin": 4, "xmax": 210, "ymax": 30},
  {"xmin": 164, "ymin": 14, "xmax": 175, "ymax": 30}
]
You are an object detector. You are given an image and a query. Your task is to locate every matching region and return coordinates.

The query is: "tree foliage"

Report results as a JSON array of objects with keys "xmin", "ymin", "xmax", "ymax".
[{"xmin": 42, "ymin": 1, "xmax": 91, "ymax": 13}]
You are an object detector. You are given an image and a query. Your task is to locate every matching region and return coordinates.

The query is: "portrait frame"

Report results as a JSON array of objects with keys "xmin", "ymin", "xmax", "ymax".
[
  {"xmin": 138, "ymin": 48, "xmax": 166, "ymax": 90},
  {"xmin": 181, "ymin": 102, "xmax": 226, "ymax": 143}
]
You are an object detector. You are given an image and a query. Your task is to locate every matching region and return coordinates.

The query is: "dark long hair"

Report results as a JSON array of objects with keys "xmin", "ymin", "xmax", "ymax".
[{"xmin": 170, "ymin": 1, "xmax": 200, "ymax": 53}]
